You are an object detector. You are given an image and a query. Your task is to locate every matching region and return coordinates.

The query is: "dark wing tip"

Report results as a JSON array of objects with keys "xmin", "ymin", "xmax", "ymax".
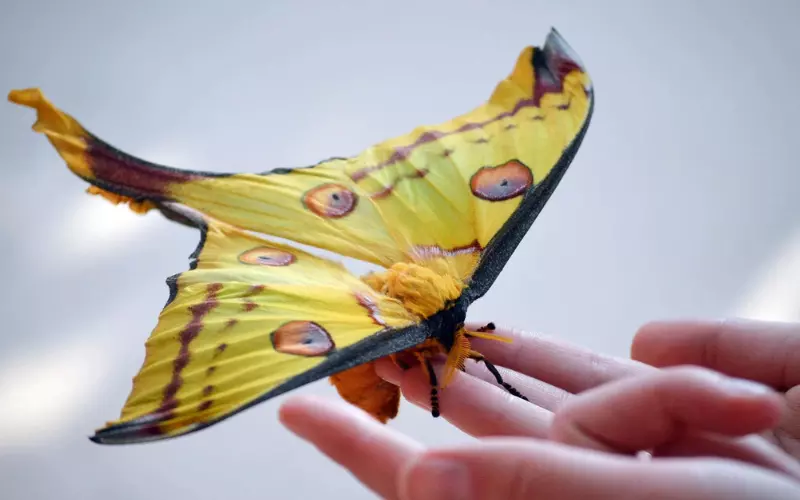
[
  {"xmin": 540, "ymin": 28, "xmax": 593, "ymax": 93},
  {"xmin": 90, "ymin": 413, "xmax": 197, "ymax": 445},
  {"xmin": 545, "ymin": 28, "xmax": 587, "ymax": 69}
]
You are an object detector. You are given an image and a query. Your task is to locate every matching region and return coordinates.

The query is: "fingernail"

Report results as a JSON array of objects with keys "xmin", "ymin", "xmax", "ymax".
[
  {"xmin": 401, "ymin": 458, "xmax": 472, "ymax": 500},
  {"xmin": 722, "ymin": 377, "xmax": 774, "ymax": 396}
]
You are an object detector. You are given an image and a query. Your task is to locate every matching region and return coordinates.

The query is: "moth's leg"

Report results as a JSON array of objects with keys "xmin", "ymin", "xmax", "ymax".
[
  {"xmin": 446, "ymin": 328, "xmax": 472, "ymax": 378},
  {"xmin": 468, "ymin": 351, "xmax": 528, "ymax": 401},
  {"xmin": 476, "ymin": 322, "xmax": 496, "ymax": 333},
  {"xmin": 463, "ymin": 322, "xmax": 511, "ymax": 345},
  {"xmin": 425, "ymin": 358, "xmax": 441, "ymax": 418},
  {"xmin": 415, "ymin": 352, "xmax": 441, "ymax": 418},
  {"xmin": 464, "ymin": 322, "xmax": 496, "ymax": 340}
]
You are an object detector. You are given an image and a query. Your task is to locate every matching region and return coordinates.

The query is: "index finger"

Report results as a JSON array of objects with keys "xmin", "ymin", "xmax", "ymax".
[
  {"xmin": 466, "ymin": 322, "xmax": 652, "ymax": 394},
  {"xmin": 632, "ymin": 319, "xmax": 800, "ymax": 390},
  {"xmin": 279, "ymin": 396, "xmax": 424, "ymax": 500}
]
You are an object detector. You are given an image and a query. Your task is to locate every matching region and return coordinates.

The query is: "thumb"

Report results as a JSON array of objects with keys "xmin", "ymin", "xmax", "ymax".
[
  {"xmin": 550, "ymin": 365, "xmax": 784, "ymax": 453},
  {"xmin": 396, "ymin": 438, "xmax": 800, "ymax": 500}
]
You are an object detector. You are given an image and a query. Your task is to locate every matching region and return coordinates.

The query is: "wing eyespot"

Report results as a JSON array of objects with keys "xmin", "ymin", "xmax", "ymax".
[
  {"xmin": 302, "ymin": 183, "xmax": 358, "ymax": 218},
  {"xmin": 270, "ymin": 321, "xmax": 336, "ymax": 356},
  {"xmin": 239, "ymin": 247, "xmax": 296, "ymax": 267},
  {"xmin": 469, "ymin": 160, "xmax": 534, "ymax": 202}
]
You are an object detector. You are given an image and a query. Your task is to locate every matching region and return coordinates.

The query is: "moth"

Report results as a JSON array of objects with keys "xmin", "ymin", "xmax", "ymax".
[{"xmin": 9, "ymin": 28, "xmax": 593, "ymax": 444}]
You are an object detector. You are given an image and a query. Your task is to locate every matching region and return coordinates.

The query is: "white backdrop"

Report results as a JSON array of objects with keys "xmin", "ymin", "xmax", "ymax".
[{"xmin": 2, "ymin": 1, "xmax": 799, "ymax": 498}]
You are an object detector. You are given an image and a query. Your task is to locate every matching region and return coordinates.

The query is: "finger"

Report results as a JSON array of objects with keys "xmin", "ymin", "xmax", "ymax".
[
  {"xmin": 392, "ymin": 361, "xmax": 554, "ymax": 438},
  {"xmin": 550, "ymin": 366, "xmax": 784, "ymax": 454},
  {"xmin": 465, "ymin": 322, "xmax": 652, "ymax": 394},
  {"xmin": 658, "ymin": 432, "xmax": 800, "ymax": 480},
  {"xmin": 780, "ymin": 385, "xmax": 800, "ymax": 452},
  {"xmin": 632, "ymin": 319, "xmax": 800, "ymax": 390},
  {"xmin": 399, "ymin": 439, "xmax": 800, "ymax": 500},
  {"xmin": 279, "ymin": 395, "xmax": 423, "ymax": 500},
  {"xmin": 463, "ymin": 357, "xmax": 571, "ymax": 411},
  {"xmin": 374, "ymin": 357, "xmax": 404, "ymax": 386},
  {"xmin": 374, "ymin": 356, "xmax": 570, "ymax": 412}
]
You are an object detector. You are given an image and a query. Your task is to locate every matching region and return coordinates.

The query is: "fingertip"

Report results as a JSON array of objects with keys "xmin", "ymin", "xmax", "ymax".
[
  {"xmin": 278, "ymin": 395, "xmax": 326, "ymax": 429},
  {"xmin": 630, "ymin": 320, "xmax": 672, "ymax": 361},
  {"xmin": 278, "ymin": 393, "xmax": 326, "ymax": 413},
  {"xmin": 280, "ymin": 394, "xmax": 384, "ymax": 434},
  {"xmin": 664, "ymin": 367, "xmax": 785, "ymax": 434},
  {"xmin": 281, "ymin": 396, "xmax": 426, "ymax": 500},
  {"xmin": 375, "ymin": 357, "xmax": 403, "ymax": 386},
  {"xmin": 717, "ymin": 377, "xmax": 785, "ymax": 429},
  {"xmin": 279, "ymin": 395, "xmax": 352, "ymax": 441},
  {"xmin": 631, "ymin": 320, "xmax": 713, "ymax": 364}
]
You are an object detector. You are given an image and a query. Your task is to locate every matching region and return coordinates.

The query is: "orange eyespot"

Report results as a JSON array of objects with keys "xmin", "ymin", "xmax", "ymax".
[
  {"xmin": 303, "ymin": 183, "xmax": 357, "ymax": 218},
  {"xmin": 469, "ymin": 160, "xmax": 534, "ymax": 201},
  {"xmin": 270, "ymin": 321, "xmax": 335, "ymax": 356},
  {"xmin": 239, "ymin": 247, "xmax": 296, "ymax": 267}
]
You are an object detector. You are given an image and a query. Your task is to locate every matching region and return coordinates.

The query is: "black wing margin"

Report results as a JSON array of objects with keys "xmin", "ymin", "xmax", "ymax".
[{"xmin": 465, "ymin": 29, "xmax": 595, "ymax": 303}]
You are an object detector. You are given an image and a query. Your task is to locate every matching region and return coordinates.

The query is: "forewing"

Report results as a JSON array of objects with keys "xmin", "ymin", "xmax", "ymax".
[{"xmin": 10, "ymin": 29, "xmax": 592, "ymax": 287}]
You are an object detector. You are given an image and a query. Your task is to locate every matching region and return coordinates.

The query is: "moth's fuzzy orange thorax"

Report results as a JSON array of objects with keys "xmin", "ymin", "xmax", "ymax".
[
  {"xmin": 361, "ymin": 261, "xmax": 463, "ymax": 319},
  {"xmin": 333, "ymin": 263, "xmax": 467, "ymax": 423},
  {"xmin": 362, "ymin": 262, "xmax": 470, "ymax": 388}
]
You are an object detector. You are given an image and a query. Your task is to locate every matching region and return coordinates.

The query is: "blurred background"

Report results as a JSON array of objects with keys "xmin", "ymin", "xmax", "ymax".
[{"xmin": 1, "ymin": 1, "xmax": 799, "ymax": 498}]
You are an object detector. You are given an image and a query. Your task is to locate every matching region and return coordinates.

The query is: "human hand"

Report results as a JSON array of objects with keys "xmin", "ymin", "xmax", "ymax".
[
  {"xmin": 278, "ymin": 319, "xmax": 800, "ymax": 498},
  {"xmin": 631, "ymin": 319, "xmax": 800, "ymax": 460},
  {"xmin": 278, "ymin": 373, "xmax": 799, "ymax": 499},
  {"xmin": 373, "ymin": 319, "xmax": 800, "ymax": 473}
]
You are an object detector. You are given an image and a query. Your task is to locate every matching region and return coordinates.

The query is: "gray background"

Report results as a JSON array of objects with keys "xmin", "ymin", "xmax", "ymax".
[{"xmin": 1, "ymin": 1, "xmax": 799, "ymax": 498}]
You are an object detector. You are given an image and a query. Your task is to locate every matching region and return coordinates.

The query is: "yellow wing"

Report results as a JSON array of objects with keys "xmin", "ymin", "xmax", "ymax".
[
  {"xmin": 8, "ymin": 29, "xmax": 593, "ymax": 288},
  {"xmin": 91, "ymin": 208, "xmax": 420, "ymax": 444},
  {"xmin": 10, "ymin": 29, "xmax": 594, "ymax": 440}
]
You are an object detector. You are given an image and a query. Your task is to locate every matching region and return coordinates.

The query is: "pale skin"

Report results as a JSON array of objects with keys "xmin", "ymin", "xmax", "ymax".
[{"xmin": 279, "ymin": 319, "xmax": 800, "ymax": 499}]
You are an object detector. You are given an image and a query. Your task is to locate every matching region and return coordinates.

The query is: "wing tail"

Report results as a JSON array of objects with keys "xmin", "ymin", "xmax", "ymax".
[
  {"xmin": 8, "ymin": 88, "xmax": 407, "ymax": 266},
  {"xmin": 8, "ymin": 88, "xmax": 225, "ymax": 214}
]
